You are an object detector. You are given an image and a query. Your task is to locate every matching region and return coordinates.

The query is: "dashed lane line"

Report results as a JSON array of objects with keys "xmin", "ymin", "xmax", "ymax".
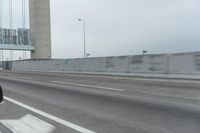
[{"xmin": 51, "ymin": 81, "xmax": 125, "ymax": 92}]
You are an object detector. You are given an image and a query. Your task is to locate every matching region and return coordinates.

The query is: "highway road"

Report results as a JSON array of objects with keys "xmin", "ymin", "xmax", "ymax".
[{"xmin": 0, "ymin": 70, "xmax": 199, "ymax": 133}]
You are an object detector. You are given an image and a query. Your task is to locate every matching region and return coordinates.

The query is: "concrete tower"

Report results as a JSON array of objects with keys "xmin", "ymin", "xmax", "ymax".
[{"xmin": 29, "ymin": 0, "xmax": 52, "ymax": 59}]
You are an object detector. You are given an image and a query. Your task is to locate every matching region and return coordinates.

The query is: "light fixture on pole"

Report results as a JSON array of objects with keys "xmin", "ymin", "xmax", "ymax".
[
  {"xmin": 86, "ymin": 53, "xmax": 91, "ymax": 57},
  {"xmin": 78, "ymin": 19, "xmax": 86, "ymax": 58},
  {"xmin": 143, "ymin": 50, "xmax": 147, "ymax": 55}
]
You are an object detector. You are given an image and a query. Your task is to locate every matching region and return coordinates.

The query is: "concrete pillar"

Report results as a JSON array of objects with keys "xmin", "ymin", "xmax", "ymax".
[{"xmin": 29, "ymin": 0, "xmax": 52, "ymax": 59}]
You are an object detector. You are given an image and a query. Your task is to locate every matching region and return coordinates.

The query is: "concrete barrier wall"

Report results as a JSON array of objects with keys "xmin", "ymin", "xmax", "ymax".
[
  {"xmin": 33, "ymin": 61, "xmax": 38, "ymax": 70},
  {"xmin": 169, "ymin": 52, "xmax": 200, "ymax": 75},
  {"xmin": 63, "ymin": 59, "xmax": 80, "ymax": 71},
  {"xmin": 128, "ymin": 54, "xmax": 169, "ymax": 74},
  {"xmin": 101, "ymin": 56, "xmax": 129, "ymax": 73},
  {"xmin": 13, "ymin": 61, "xmax": 17, "ymax": 70},
  {"xmin": 129, "ymin": 55, "xmax": 149, "ymax": 73},
  {"xmin": 11, "ymin": 52, "xmax": 200, "ymax": 75},
  {"xmin": 147, "ymin": 54, "xmax": 169, "ymax": 74},
  {"xmin": 193, "ymin": 53, "xmax": 200, "ymax": 74},
  {"xmin": 48, "ymin": 60, "xmax": 64, "ymax": 71},
  {"xmin": 80, "ymin": 58, "xmax": 102, "ymax": 72}
]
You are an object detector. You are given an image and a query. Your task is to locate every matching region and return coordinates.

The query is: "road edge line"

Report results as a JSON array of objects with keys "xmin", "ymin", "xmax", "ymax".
[{"xmin": 4, "ymin": 96, "xmax": 96, "ymax": 133}]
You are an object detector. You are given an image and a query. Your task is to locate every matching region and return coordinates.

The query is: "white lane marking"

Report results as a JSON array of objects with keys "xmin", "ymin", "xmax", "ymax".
[
  {"xmin": 1, "ymin": 114, "xmax": 56, "ymax": 133},
  {"xmin": 4, "ymin": 97, "xmax": 96, "ymax": 133},
  {"xmin": 51, "ymin": 81, "xmax": 125, "ymax": 92},
  {"xmin": 7, "ymin": 76, "xmax": 33, "ymax": 80}
]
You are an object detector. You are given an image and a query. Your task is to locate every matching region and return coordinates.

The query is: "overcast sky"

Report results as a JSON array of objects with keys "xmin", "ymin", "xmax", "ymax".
[{"xmin": 1, "ymin": 0, "xmax": 200, "ymax": 59}]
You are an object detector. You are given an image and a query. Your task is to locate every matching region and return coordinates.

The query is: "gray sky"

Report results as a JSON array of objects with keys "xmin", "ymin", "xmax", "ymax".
[{"xmin": 1, "ymin": 0, "xmax": 200, "ymax": 59}]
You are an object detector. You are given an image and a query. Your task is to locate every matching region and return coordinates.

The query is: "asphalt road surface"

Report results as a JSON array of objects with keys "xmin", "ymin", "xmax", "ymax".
[{"xmin": 0, "ymin": 70, "xmax": 199, "ymax": 133}]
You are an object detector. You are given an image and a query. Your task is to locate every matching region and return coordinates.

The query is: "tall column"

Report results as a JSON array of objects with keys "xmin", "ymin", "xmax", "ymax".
[{"xmin": 29, "ymin": 0, "xmax": 52, "ymax": 59}]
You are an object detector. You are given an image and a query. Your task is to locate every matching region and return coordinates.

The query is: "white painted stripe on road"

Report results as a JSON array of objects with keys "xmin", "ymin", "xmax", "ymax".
[
  {"xmin": 51, "ymin": 81, "xmax": 125, "ymax": 92},
  {"xmin": 1, "ymin": 114, "xmax": 56, "ymax": 133},
  {"xmin": 8, "ymin": 76, "xmax": 33, "ymax": 80},
  {"xmin": 4, "ymin": 97, "xmax": 96, "ymax": 133}
]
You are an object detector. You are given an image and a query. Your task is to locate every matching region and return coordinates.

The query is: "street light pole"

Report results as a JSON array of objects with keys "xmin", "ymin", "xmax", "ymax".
[{"xmin": 78, "ymin": 19, "xmax": 86, "ymax": 58}]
